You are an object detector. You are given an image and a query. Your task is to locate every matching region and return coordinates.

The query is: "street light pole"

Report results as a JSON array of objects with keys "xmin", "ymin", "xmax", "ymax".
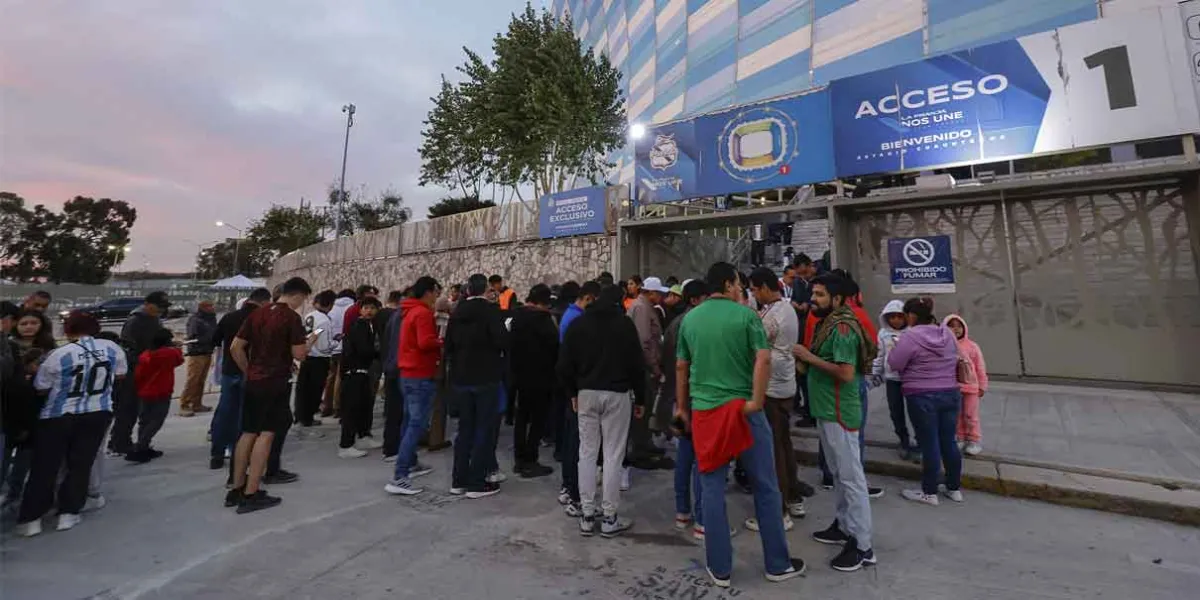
[
  {"xmin": 335, "ymin": 103, "xmax": 356, "ymax": 238},
  {"xmin": 215, "ymin": 221, "xmax": 244, "ymax": 277}
]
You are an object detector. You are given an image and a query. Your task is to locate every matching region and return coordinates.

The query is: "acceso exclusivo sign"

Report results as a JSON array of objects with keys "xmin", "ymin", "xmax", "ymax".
[
  {"xmin": 538, "ymin": 187, "xmax": 606, "ymax": 239},
  {"xmin": 888, "ymin": 235, "xmax": 956, "ymax": 294}
]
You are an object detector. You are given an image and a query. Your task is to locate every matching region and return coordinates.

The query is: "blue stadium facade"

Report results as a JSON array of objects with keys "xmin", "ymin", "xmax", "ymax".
[{"xmin": 551, "ymin": 0, "xmax": 1106, "ymax": 182}]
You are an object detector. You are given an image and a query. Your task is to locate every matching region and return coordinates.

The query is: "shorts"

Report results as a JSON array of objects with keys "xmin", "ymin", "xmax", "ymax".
[{"xmin": 242, "ymin": 378, "xmax": 293, "ymax": 435}]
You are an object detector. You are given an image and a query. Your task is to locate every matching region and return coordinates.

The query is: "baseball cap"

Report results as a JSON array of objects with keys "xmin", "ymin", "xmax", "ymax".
[
  {"xmin": 668, "ymin": 285, "xmax": 683, "ymax": 297},
  {"xmin": 642, "ymin": 276, "xmax": 670, "ymax": 294},
  {"xmin": 145, "ymin": 291, "xmax": 171, "ymax": 309}
]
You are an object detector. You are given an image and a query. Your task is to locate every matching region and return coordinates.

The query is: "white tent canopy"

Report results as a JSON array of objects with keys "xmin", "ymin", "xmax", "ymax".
[{"xmin": 209, "ymin": 274, "xmax": 264, "ymax": 290}]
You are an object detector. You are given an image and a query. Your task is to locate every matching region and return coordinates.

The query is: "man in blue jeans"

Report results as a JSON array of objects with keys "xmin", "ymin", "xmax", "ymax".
[
  {"xmin": 209, "ymin": 288, "xmax": 271, "ymax": 471},
  {"xmin": 444, "ymin": 274, "xmax": 507, "ymax": 499},
  {"xmin": 385, "ymin": 277, "xmax": 442, "ymax": 496},
  {"xmin": 674, "ymin": 262, "xmax": 805, "ymax": 588}
]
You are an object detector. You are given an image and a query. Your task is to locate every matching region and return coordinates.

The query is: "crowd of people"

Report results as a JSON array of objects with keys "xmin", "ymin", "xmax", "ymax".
[{"xmin": 0, "ymin": 254, "xmax": 991, "ymax": 587}]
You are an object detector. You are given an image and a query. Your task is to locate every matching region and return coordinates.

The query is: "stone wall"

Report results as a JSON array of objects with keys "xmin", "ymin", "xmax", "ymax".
[{"xmin": 271, "ymin": 234, "xmax": 614, "ymax": 296}]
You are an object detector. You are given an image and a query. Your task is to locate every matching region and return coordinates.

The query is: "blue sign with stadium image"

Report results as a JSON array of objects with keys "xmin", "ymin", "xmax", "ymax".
[
  {"xmin": 830, "ymin": 39, "xmax": 1051, "ymax": 177},
  {"xmin": 538, "ymin": 187, "xmax": 608, "ymax": 239},
  {"xmin": 888, "ymin": 235, "xmax": 957, "ymax": 294},
  {"xmin": 634, "ymin": 91, "xmax": 835, "ymax": 203}
]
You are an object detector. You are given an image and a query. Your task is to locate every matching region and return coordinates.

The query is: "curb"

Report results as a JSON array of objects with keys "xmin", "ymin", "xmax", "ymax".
[{"xmin": 791, "ymin": 434, "xmax": 1200, "ymax": 527}]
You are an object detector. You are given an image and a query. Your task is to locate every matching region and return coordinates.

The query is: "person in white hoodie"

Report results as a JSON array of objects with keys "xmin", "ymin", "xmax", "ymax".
[
  {"xmin": 871, "ymin": 300, "xmax": 919, "ymax": 463},
  {"xmin": 296, "ymin": 291, "xmax": 337, "ymax": 428},
  {"xmin": 322, "ymin": 290, "xmax": 357, "ymax": 417}
]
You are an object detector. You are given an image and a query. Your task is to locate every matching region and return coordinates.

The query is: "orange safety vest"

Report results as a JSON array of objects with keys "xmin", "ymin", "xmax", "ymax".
[{"xmin": 498, "ymin": 288, "xmax": 516, "ymax": 311}]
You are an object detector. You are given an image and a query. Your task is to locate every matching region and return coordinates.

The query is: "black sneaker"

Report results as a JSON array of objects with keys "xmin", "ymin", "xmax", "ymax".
[
  {"xmin": 765, "ymin": 557, "xmax": 807, "ymax": 582},
  {"xmin": 812, "ymin": 520, "xmax": 850, "ymax": 545},
  {"xmin": 236, "ymin": 490, "xmax": 282, "ymax": 514},
  {"xmin": 518, "ymin": 463, "xmax": 554, "ymax": 479},
  {"xmin": 465, "ymin": 482, "xmax": 501, "ymax": 499},
  {"xmin": 263, "ymin": 470, "xmax": 299, "ymax": 485},
  {"xmin": 147, "ymin": 448, "xmax": 164, "ymax": 459},
  {"xmin": 830, "ymin": 537, "xmax": 876, "ymax": 572},
  {"xmin": 796, "ymin": 480, "xmax": 816, "ymax": 498},
  {"xmin": 821, "ymin": 477, "xmax": 834, "ymax": 491},
  {"xmin": 209, "ymin": 456, "xmax": 225, "ymax": 470},
  {"xmin": 124, "ymin": 449, "xmax": 152, "ymax": 464},
  {"xmin": 224, "ymin": 487, "xmax": 244, "ymax": 507}
]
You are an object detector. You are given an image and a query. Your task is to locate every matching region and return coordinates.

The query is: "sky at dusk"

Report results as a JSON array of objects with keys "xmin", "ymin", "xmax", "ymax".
[{"xmin": 0, "ymin": 0, "xmax": 532, "ymax": 272}]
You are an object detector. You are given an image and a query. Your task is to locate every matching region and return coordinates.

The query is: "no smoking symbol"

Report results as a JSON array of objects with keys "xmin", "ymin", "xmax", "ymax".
[{"xmin": 902, "ymin": 239, "xmax": 936, "ymax": 267}]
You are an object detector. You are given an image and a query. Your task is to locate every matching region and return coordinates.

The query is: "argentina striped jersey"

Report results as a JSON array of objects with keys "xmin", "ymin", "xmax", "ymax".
[{"xmin": 35, "ymin": 336, "xmax": 128, "ymax": 419}]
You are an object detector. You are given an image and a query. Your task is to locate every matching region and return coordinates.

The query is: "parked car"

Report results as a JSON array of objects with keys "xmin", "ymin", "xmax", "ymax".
[{"xmin": 59, "ymin": 297, "xmax": 188, "ymax": 322}]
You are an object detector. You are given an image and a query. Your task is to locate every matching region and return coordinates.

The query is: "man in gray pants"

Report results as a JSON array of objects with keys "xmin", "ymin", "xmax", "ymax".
[{"xmin": 559, "ymin": 285, "xmax": 647, "ymax": 538}]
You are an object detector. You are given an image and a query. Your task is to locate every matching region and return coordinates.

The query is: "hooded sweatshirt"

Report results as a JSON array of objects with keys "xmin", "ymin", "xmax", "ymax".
[
  {"xmin": 136, "ymin": 346, "xmax": 185, "ymax": 401},
  {"xmin": 444, "ymin": 296, "xmax": 507, "ymax": 386},
  {"xmin": 510, "ymin": 305, "xmax": 559, "ymax": 391},
  {"xmin": 943, "ymin": 314, "xmax": 989, "ymax": 395},
  {"xmin": 328, "ymin": 296, "xmax": 356, "ymax": 354},
  {"xmin": 887, "ymin": 322, "xmax": 959, "ymax": 396},
  {"xmin": 397, "ymin": 297, "xmax": 441, "ymax": 379},
  {"xmin": 872, "ymin": 300, "xmax": 906, "ymax": 381},
  {"xmin": 557, "ymin": 300, "xmax": 646, "ymax": 406}
]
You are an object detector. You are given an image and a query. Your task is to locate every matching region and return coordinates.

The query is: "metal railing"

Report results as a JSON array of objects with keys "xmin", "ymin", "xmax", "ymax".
[{"xmin": 274, "ymin": 187, "xmax": 626, "ymax": 274}]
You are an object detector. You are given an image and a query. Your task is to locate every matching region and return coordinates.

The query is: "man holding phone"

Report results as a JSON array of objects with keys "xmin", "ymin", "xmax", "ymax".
[{"xmin": 674, "ymin": 262, "xmax": 805, "ymax": 589}]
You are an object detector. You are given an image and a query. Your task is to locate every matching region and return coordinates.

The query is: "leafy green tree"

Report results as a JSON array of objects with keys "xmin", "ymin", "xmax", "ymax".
[
  {"xmin": 246, "ymin": 204, "xmax": 329, "ymax": 260},
  {"xmin": 419, "ymin": 3, "xmax": 625, "ymax": 203},
  {"xmin": 0, "ymin": 192, "xmax": 36, "ymax": 281},
  {"xmin": 325, "ymin": 185, "xmax": 410, "ymax": 235},
  {"xmin": 427, "ymin": 194, "xmax": 496, "ymax": 219},
  {"xmin": 194, "ymin": 239, "xmax": 272, "ymax": 279},
  {"xmin": 39, "ymin": 196, "xmax": 136, "ymax": 284}
]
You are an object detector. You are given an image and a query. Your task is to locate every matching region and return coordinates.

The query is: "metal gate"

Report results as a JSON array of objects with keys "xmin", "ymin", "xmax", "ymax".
[{"xmin": 852, "ymin": 183, "xmax": 1200, "ymax": 386}]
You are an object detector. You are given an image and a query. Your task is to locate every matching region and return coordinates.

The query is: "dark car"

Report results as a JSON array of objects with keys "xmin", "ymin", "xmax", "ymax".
[{"xmin": 59, "ymin": 297, "xmax": 188, "ymax": 322}]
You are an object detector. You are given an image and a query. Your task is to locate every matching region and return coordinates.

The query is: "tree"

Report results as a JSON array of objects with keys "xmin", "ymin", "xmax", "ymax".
[
  {"xmin": 194, "ymin": 239, "xmax": 272, "ymax": 279},
  {"xmin": 0, "ymin": 193, "xmax": 136, "ymax": 283},
  {"xmin": 419, "ymin": 3, "xmax": 625, "ymax": 203},
  {"xmin": 325, "ymin": 185, "xmax": 410, "ymax": 236},
  {"xmin": 246, "ymin": 204, "xmax": 328, "ymax": 261},
  {"xmin": 427, "ymin": 194, "xmax": 496, "ymax": 219}
]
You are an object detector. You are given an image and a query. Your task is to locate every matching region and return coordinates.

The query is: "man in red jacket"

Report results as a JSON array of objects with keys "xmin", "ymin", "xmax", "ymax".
[{"xmin": 384, "ymin": 276, "xmax": 443, "ymax": 496}]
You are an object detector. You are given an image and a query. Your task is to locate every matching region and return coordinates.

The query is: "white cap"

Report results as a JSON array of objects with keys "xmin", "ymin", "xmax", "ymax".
[{"xmin": 642, "ymin": 276, "xmax": 670, "ymax": 293}]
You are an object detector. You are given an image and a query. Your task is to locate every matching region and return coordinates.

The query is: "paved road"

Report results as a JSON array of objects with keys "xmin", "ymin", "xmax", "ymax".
[{"xmin": 4, "ymin": 410, "xmax": 1199, "ymax": 600}]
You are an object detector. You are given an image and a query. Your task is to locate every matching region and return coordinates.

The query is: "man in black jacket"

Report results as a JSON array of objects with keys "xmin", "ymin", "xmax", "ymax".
[
  {"xmin": 558, "ymin": 284, "xmax": 646, "ymax": 538},
  {"xmin": 108, "ymin": 291, "xmax": 170, "ymax": 456},
  {"xmin": 180, "ymin": 301, "xmax": 218, "ymax": 416},
  {"xmin": 510, "ymin": 284, "xmax": 559, "ymax": 478},
  {"xmin": 337, "ymin": 297, "xmax": 380, "ymax": 458},
  {"xmin": 445, "ymin": 274, "xmax": 508, "ymax": 499}
]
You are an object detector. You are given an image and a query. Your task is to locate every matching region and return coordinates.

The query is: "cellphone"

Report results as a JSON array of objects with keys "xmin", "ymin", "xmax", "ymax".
[
  {"xmin": 181, "ymin": 339, "xmax": 198, "ymax": 345},
  {"xmin": 310, "ymin": 328, "xmax": 324, "ymax": 336}
]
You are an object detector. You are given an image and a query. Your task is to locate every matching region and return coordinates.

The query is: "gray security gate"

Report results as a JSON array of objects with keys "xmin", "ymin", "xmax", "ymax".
[{"xmin": 851, "ymin": 179, "xmax": 1200, "ymax": 387}]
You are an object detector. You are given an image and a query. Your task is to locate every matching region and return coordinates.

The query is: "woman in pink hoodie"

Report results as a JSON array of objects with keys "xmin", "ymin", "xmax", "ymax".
[{"xmin": 943, "ymin": 315, "xmax": 988, "ymax": 456}]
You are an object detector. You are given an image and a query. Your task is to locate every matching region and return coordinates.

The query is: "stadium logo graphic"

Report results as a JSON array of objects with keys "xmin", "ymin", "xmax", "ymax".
[
  {"xmin": 648, "ymin": 134, "xmax": 679, "ymax": 170},
  {"xmin": 717, "ymin": 106, "xmax": 799, "ymax": 184}
]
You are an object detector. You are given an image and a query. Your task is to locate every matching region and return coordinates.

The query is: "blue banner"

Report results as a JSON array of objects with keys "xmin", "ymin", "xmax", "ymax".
[
  {"xmin": 831, "ymin": 40, "xmax": 1050, "ymax": 177},
  {"xmin": 538, "ymin": 187, "xmax": 607, "ymax": 239},
  {"xmin": 634, "ymin": 91, "xmax": 835, "ymax": 203},
  {"xmin": 888, "ymin": 235, "xmax": 956, "ymax": 294},
  {"xmin": 633, "ymin": 120, "xmax": 699, "ymax": 204},
  {"xmin": 694, "ymin": 91, "xmax": 836, "ymax": 196}
]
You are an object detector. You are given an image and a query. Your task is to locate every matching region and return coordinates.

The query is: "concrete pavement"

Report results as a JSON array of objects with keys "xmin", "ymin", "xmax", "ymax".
[{"xmin": 3, "ymin": 404, "xmax": 1199, "ymax": 600}]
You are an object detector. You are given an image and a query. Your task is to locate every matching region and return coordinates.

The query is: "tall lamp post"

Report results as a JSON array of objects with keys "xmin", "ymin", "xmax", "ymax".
[
  {"xmin": 215, "ymin": 221, "xmax": 243, "ymax": 277},
  {"xmin": 334, "ymin": 103, "xmax": 356, "ymax": 238},
  {"xmin": 106, "ymin": 244, "xmax": 132, "ymax": 276}
]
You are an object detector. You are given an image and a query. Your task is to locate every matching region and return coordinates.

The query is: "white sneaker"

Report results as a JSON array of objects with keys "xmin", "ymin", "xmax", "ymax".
[
  {"xmin": 384, "ymin": 479, "xmax": 423, "ymax": 496},
  {"xmin": 56, "ymin": 513, "xmax": 82, "ymax": 531},
  {"xmin": 16, "ymin": 520, "xmax": 42, "ymax": 537},
  {"xmin": 557, "ymin": 488, "xmax": 572, "ymax": 506},
  {"xmin": 449, "ymin": 487, "xmax": 466, "ymax": 495},
  {"xmin": 382, "ymin": 454, "xmax": 397, "ymax": 463},
  {"xmin": 744, "ymin": 515, "xmax": 794, "ymax": 532},
  {"xmin": 486, "ymin": 471, "xmax": 507, "ymax": 484},
  {"xmin": 224, "ymin": 448, "xmax": 232, "ymax": 459},
  {"xmin": 957, "ymin": 440, "xmax": 966, "ymax": 451},
  {"xmin": 620, "ymin": 467, "xmax": 631, "ymax": 491},
  {"xmin": 83, "ymin": 495, "xmax": 107, "ymax": 512},
  {"xmin": 964, "ymin": 442, "xmax": 983, "ymax": 456},
  {"xmin": 901, "ymin": 489, "xmax": 940, "ymax": 506},
  {"xmin": 787, "ymin": 501, "xmax": 806, "ymax": 518},
  {"xmin": 338, "ymin": 447, "xmax": 368, "ymax": 459},
  {"xmin": 357, "ymin": 437, "xmax": 384, "ymax": 450},
  {"xmin": 942, "ymin": 488, "xmax": 965, "ymax": 503}
]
